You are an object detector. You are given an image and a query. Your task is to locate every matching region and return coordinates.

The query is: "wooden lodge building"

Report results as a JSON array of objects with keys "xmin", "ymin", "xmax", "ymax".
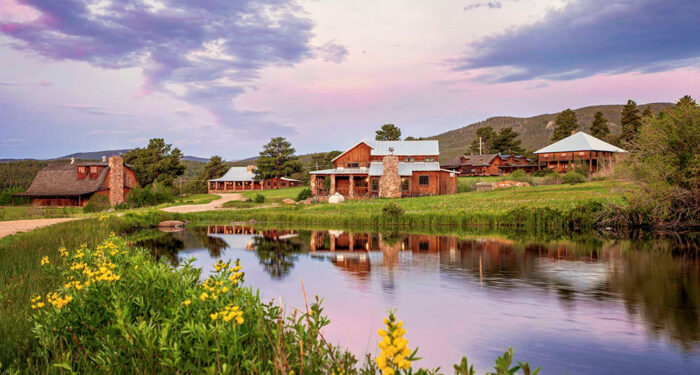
[
  {"xmin": 309, "ymin": 140, "xmax": 458, "ymax": 199},
  {"xmin": 534, "ymin": 132, "xmax": 627, "ymax": 173},
  {"xmin": 15, "ymin": 156, "xmax": 138, "ymax": 207},
  {"xmin": 441, "ymin": 154, "xmax": 537, "ymax": 176},
  {"xmin": 208, "ymin": 165, "xmax": 300, "ymax": 194}
]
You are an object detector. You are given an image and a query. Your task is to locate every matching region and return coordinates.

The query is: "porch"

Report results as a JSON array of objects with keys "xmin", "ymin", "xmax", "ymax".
[{"xmin": 208, "ymin": 180, "xmax": 264, "ymax": 193}]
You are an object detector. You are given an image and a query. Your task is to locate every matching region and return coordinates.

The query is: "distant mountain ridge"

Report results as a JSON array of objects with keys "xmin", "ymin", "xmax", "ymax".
[
  {"xmin": 55, "ymin": 149, "xmax": 209, "ymax": 163},
  {"xmin": 427, "ymin": 102, "xmax": 672, "ymax": 161}
]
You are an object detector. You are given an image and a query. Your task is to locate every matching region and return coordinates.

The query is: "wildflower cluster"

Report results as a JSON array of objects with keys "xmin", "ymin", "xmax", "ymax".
[
  {"xmin": 40, "ymin": 292, "xmax": 73, "ymax": 309},
  {"xmin": 40, "ymin": 256, "xmax": 50, "ymax": 266},
  {"xmin": 190, "ymin": 259, "xmax": 247, "ymax": 327},
  {"xmin": 210, "ymin": 304, "xmax": 244, "ymax": 325},
  {"xmin": 30, "ymin": 295, "xmax": 45, "ymax": 309},
  {"xmin": 376, "ymin": 311, "xmax": 413, "ymax": 374}
]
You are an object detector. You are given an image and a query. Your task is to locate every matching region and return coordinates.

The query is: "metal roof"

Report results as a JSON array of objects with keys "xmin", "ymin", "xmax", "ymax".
[
  {"xmin": 209, "ymin": 167, "xmax": 255, "ymax": 182},
  {"xmin": 331, "ymin": 140, "xmax": 439, "ymax": 162},
  {"xmin": 534, "ymin": 132, "xmax": 627, "ymax": 154},
  {"xmin": 311, "ymin": 162, "xmax": 455, "ymax": 176}
]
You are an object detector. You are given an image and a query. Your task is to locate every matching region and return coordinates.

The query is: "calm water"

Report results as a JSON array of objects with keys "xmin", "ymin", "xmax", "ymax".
[{"xmin": 135, "ymin": 226, "xmax": 700, "ymax": 374}]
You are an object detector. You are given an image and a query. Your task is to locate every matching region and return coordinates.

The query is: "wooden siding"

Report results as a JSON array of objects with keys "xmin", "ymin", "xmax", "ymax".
[
  {"xmin": 333, "ymin": 143, "xmax": 373, "ymax": 168},
  {"xmin": 537, "ymin": 151, "xmax": 618, "ymax": 173}
]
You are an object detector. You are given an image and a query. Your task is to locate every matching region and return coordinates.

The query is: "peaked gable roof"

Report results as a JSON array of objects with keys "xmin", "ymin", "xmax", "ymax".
[
  {"xmin": 534, "ymin": 132, "xmax": 627, "ymax": 154},
  {"xmin": 209, "ymin": 167, "xmax": 256, "ymax": 182},
  {"xmin": 332, "ymin": 140, "xmax": 440, "ymax": 162},
  {"xmin": 19, "ymin": 164, "xmax": 110, "ymax": 196}
]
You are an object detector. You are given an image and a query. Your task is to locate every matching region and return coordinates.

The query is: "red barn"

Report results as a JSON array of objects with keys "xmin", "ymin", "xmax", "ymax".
[{"xmin": 15, "ymin": 156, "xmax": 138, "ymax": 207}]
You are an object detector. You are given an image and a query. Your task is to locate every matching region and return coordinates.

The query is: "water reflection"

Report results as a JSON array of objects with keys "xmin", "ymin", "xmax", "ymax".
[{"xmin": 134, "ymin": 225, "xmax": 700, "ymax": 373}]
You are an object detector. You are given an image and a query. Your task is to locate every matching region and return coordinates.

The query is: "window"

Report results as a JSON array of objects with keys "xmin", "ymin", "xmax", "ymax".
[
  {"xmin": 406, "ymin": 157, "xmax": 415, "ymax": 162},
  {"xmin": 78, "ymin": 167, "xmax": 86, "ymax": 173},
  {"xmin": 425, "ymin": 157, "xmax": 435, "ymax": 162},
  {"xmin": 401, "ymin": 178, "xmax": 409, "ymax": 192},
  {"xmin": 371, "ymin": 179, "xmax": 379, "ymax": 192},
  {"xmin": 419, "ymin": 241, "xmax": 430, "ymax": 251},
  {"xmin": 347, "ymin": 162, "xmax": 359, "ymax": 168},
  {"xmin": 542, "ymin": 153, "xmax": 549, "ymax": 158},
  {"xmin": 578, "ymin": 152, "xmax": 585, "ymax": 156},
  {"xmin": 419, "ymin": 175, "xmax": 429, "ymax": 186},
  {"xmin": 561, "ymin": 153, "xmax": 567, "ymax": 156}
]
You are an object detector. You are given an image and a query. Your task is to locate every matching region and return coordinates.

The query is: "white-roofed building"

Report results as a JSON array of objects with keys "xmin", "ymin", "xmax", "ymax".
[
  {"xmin": 208, "ymin": 165, "xmax": 300, "ymax": 193},
  {"xmin": 309, "ymin": 140, "xmax": 458, "ymax": 199},
  {"xmin": 534, "ymin": 132, "xmax": 627, "ymax": 173}
]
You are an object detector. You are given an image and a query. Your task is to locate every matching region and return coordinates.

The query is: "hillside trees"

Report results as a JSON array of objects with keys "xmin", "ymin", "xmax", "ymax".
[
  {"xmin": 468, "ymin": 127, "xmax": 497, "ymax": 154},
  {"xmin": 619, "ymin": 100, "xmax": 642, "ymax": 144},
  {"xmin": 122, "ymin": 138, "xmax": 186, "ymax": 187},
  {"xmin": 491, "ymin": 127, "xmax": 525, "ymax": 154},
  {"xmin": 552, "ymin": 109, "xmax": 579, "ymax": 142},
  {"xmin": 183, "ymin": 156, "xmax": 229, "ymax": 194},
  {"xmin": 589, "ymin": 111, "xmax": 610, "ymax": 139},
  {"xmin": 375, "ymin": 124, "xmax": 402, "ymax": 141},
  {"xmin": 254, "ymin": 137, "xmax": 303, "ymax": 182}
]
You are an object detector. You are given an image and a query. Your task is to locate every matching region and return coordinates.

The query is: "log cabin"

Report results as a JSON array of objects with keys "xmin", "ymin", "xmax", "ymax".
[
  {"xmin": 441, "ymin": 154, "xmax": 537, "ymax": 176},
  {"xmin": 207, "ymin": 165, "xmax": 300, "ymax": 193},
  {"xmin": 14, "ymin": 156, "xmax": 138, "ymax": 207},
  {"xmin": 309, "ymin": 140, "xmax": 458, "ymax": 199},
  {"xmin": 534, "ymin": 132, "xmax": 627, "ymax": 173}
]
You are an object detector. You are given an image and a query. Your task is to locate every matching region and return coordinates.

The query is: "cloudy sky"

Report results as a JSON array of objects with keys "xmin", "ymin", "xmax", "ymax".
[{"xmin": 1, "ymin": 0, "xmax": 698, "ymax": 160}]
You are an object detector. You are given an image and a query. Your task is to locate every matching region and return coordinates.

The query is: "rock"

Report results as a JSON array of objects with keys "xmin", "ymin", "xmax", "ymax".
[
  {"xmin": 311, "ymin": 196, "xmax": 320, "ymax": 204},
  {"xmin": 301, "ymin": 198, "xmax": 313, "ymax": 205},
  {"xmin": 231, "ymin": 221, "xmax": 247, "ymax": 226},
  {"xmin": 475, "ymin": 182, "xmax": 493, "ymax": 191},
  {"xmin": 157, "ymin": 220, "xmax": 185, "ymax": 228},
  {"xmin": 248, "ymin": 219, "xmax": 258, "ymax": 225},
  {"xmin": 282, "ymin": 198, "xmax": 297, "ymax": 204},
  {"xmin": 328, "ymin": 192, "xmax": 345, "ymax": 204},
  {"xmin": 492, "ymin": 180, "xmax": 530, "ymax": 189}
]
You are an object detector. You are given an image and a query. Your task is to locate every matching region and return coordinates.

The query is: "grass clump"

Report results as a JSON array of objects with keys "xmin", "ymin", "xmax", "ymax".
[
  {"xmin": 296, "ymin": 188, "xmax": 312, "ymax": 201},
  {"xmin": 504, "ymin": 170, "xmax": 534, "ymax": 185},
  {"xmin": 222, "ymin": 200, "xmax": 258, "ymax": 209},
  {"xmin": 83, "ymin": 193, "xmax": 110, "ymax": 213},
  {"xmin": 252, "ymin": 193, "xmax": 266, "ymax": 203},
  {"xmin": 562, "ymin": 172, "xmax": 586, "ymax": 184}
]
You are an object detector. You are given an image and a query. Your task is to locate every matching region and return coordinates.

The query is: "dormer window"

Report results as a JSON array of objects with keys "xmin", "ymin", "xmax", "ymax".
[
  {"xmin": 89, "ymin": 166, "xmax": 98, "ymax": 179},
  {"xmin": 77, "ymin": 166, "xmax": 87, "ymax": 180},
  {"xmin": 347, "ymin": 162, "xmax": 359, "ymax": 168}
]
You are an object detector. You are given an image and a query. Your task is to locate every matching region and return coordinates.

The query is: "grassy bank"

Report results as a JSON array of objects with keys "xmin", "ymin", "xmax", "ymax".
[
  {"xmin": 186, "ymin": 180, "xmax": 631, "ymax": 232},
  {"xmin": 240, "ymin": 186, "xmax": 305, "ymax": 202},
  {"xmin": 0, "ymin": 206, "xmax": 84, "ymax": 221}
]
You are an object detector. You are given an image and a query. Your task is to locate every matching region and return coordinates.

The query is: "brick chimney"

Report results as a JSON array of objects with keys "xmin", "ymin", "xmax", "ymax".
[
  {"xmin": 246, "ymin": 165, "xmax": 257, "ymax": 173},
  {"xmin": 379, "ymin": 155, "xmax": 401, "ymax": 198},
  {"xmin": 108, "ymin": 156, "xmax": 125, "ymax": 206}
]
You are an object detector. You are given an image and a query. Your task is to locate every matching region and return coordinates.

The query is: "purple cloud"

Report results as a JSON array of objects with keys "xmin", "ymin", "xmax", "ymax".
[
  {"xmin": 454, "ymin": 0, "xmax": 700, "ymax": 82},
  {"xmin": 464, "ymin": 1, "xmax": 502, "ymax": 11},
  {"xmin": 1, "ymin": 0, "xmax": 345, "ymax": 134}
]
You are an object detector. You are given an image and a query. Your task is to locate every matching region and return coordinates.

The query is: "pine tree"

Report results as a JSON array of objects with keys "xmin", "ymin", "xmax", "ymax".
[
  {"xmin": 552, "ymin": 109, "xmax": 579, "ymax": 142},
  {"xmin": 254, "ymin": 137, "xmax": 303, "ymax": 182},
  {"xmin": 122, "ymin": 138, "xmax": 186, "ymax": 187},
  {"xmin": 491, "ymin": 127, "xmax": 525, "ymax": 155},
  {"xmin": 642, "ymin": 107, "xmax": 654, "ymax": 118},
  {"xmin": 468, "ymin": 127, "xmax": 496, "ymax": 154},
  {"xmin": 375, "ymin": 124, "xmax": 402, "ymax": 141},
  {"xmin": 620, "ymin": 99, "xmax": 642, "ymax": 144},
  {"xmin": 589, "ymin": 111, "xmax": 610, "ymax": 139}
]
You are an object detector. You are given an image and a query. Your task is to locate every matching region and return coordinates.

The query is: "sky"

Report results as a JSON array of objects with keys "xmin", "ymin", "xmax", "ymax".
[{"xmin": 0, "ymin": 0, "xmax": 698, "ymax": 160}]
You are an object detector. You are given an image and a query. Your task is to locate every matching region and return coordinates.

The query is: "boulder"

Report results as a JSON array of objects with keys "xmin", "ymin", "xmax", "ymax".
[
  {"xmin": 492, "ymin": 180, "xmax": 530, "ymax": 190},
  {"xmin": 475, "ymin": 182, "xmax": 493, "ymax": 191},
  {"xmin": 157, "ymin": 220, "xmax": 185, "ymax": 228},
  {"xmin": 282, "ymin": 198, "xmax": 297, "ymax": 204},
  {"xmin": 311, "ymin": 196, "xmax": 320, "ymax": 204},
  {"xmin": 328, "ymin": 192, "xmax": 345, "ymax": 204},
  {"xmin": 248, "ymin": 219, "xmax": 258, "ymax": 225},
  {"xmin": 301, "ymin": 198, "xmax": 313, "ymax": 205}
]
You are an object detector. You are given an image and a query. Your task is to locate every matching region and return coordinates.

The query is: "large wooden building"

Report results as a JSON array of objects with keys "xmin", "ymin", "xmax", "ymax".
[
  {"xmin": 441, "ymin": 154, "xmax": 537, "ymax": 176},
  {"xmin": 534, "ymin": 132, "xmax": 627, "ymax": 173},
  {"xmin": 208, "ymin": 165, "xmax": 300, "ymax": 193},
  {"xmin": 309, "ymin": 140, "xmax": 458, "ymax": 199},
  {"xmin": 15, "ymin": 156, "xmax": 138, "ymax": 207}
]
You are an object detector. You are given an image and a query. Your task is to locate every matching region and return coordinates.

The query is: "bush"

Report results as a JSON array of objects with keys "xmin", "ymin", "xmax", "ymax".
[
  {"xmin": 127, "ymin": 183, "xmax": 174, "ymax": 208},
  {"xmin": 382, "ymin": 203, "xmax": 404, "ymax": 221},
  {"xmin": 562, "ymin": 171, "xmax": 586, "ymax": 184},
  {"xmin": 83, "ymin": 194, "xmax": 110, "ymax": 213},
  {"xmin": 295, "ymin": 188, "xmax": 312, "ymax": 201},
  {"xmin": 0, "ymin": 187, "xmax": 28, "ymax": 205},
  {"xmin": 505, "ymin": 170, "xmax": 533, "ymax": 185},
  {"xmin": 537, "ymin": 171, "xmax": 562, "ymax": 185},
  {"xmin": 252, "ymin": 193, "xmax": 266, "ymax": 203}
]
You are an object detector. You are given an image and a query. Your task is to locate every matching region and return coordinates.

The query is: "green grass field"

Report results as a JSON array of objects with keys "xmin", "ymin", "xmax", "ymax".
[
  {"xmin": 0, "ymin": 206, "xmax": 83, "ymax": 221},
  {"xmin": 240, "ymin": 186, "xmax": 306, "ymax": 202}
]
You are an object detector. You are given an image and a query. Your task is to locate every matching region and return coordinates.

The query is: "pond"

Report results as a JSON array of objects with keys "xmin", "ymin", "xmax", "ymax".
[{"xmin": 134, "ymin": 225, "xmax": 700, "ymax": 374}]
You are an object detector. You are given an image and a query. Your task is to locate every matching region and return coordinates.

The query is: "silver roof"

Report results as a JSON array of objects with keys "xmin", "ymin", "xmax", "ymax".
[
  {"xmin": 311, "ymin": 162, "xmax": 455, "ymax": 176},
  {"xmin": 209, "ymin": 167, "xmax": 255, "ymax": 182},
  {"xmin": 332, "ymin": 140, "xmax": 439, "ymax": 162},
  {"xmin": 534, "ymin": 132, "xmax": 627, "ymax": 154}
]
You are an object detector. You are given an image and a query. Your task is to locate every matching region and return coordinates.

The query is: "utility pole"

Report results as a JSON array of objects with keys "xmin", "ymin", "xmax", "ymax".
[{"xmin": 479, "ymin": 137, "xmax": 482, "ymax": 155}]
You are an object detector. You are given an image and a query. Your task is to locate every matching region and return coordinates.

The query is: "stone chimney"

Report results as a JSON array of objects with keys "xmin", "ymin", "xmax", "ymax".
[
  {"xmin": 70, "ymin": 157, "xmax": 75, "ymax": 165},
  {"xmin": 108, "ymin": 156, "xmax": 125, "ymax": 206},
  {"xmin": 246, "ymin": 165, "xmax": 257, "ymax": 173},
  {"xmin": 102, "ymin": 155, "xmax": 107, "ymax": 162},
  {"xmin": 379, "ymin": 155, "xmax": 401, "ymax": 198}
]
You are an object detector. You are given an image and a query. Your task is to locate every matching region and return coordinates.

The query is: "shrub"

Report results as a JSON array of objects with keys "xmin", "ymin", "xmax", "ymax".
[
  {"xmin": 83, "ymin": 194, "xmax": 110, "ymax": 213},
  {"xmin": 253, "ymin": 193, "xmax": 266, "ymax": 203},
  {"xmin": 562, "ymin": 171, "xmax": 586, "ymax": 184},
  {"xmin": 382, "ymin": 202, "xmax": 404, "ymax": 222},
  {"xmin": 536, "ymin": 171, "xmax": 562, "ymax": 185},
  {"xmin": 222, "ymin": 201, "xmax": 257, "ymax": 209},
  {"xmin": 0, "ymin": 187, "xmax": 28, "ymax": 205},
  {"xmin": 458, "ymin": 179, "xmax": 476, "ymax": 193},
  {"xmin": 506, "ymin": 170, "xmax": 534, "ymax": 185},
  {"xmin": 127, "ymin": 183, "xmax": 174, "ymax": 208},
  {"xmin": 296, "ymin": 188, "xmax": 312, "ymax": 201}
]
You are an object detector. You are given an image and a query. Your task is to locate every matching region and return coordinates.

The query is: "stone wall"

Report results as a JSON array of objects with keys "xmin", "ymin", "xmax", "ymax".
[
  {"xmin": 379, "ymin": 155, "xmax": 401, "ymax": 198},
  {"xmin": 108, "ymin": 156, "xmax": 125, "ymax": 206}
]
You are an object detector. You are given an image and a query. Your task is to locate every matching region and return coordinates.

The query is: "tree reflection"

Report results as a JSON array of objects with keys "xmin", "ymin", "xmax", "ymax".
[
  {"xmin": 134, "ymin": 232, "xmax": 184, "ymax": 266},
  {"xmin": 253, "ymin": 236, "xmax": 302, "ymax": 279}
]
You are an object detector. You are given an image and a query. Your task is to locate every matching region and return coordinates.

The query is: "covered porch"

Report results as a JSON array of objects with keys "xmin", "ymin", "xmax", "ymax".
[
  {"xmin": 309, "ymin": 174, "xmax": 377, "ymax": 199},
  {"xmin": 208, "ymin": 180, "xmax": 264, "ymax": 193}
]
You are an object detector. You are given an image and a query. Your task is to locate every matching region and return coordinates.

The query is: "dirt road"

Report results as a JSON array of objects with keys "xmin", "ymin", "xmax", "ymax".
[
  {"xmin": 0, "ymin": 218, "xmax": 82, "ymax": 239},
  {"xmin": 161, "ymin": 194, "xmax": 246, "ymax": 214}
]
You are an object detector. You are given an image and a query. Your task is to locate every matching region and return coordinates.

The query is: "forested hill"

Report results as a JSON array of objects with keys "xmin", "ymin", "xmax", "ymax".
[{"xmin": 428, "ymin": 102, "xmax": 672, "ymax": 160}]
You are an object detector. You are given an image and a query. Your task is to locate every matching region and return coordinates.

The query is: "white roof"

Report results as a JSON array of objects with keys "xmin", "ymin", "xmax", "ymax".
[
  {"xmin": 209, "ymin": 167, "xmax": 255, "ymax": 182},
  {"xmin": 332, "ymin": 140, "xmax": 439, "ymax": 162},
  {"xmin": 534, "ymin": 132, "xmax": 627, "ymax": 154}
]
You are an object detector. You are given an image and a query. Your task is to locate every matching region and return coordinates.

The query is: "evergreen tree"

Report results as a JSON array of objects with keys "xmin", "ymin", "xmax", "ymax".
[
  {"xmin": 254, "ymin": 137, "xmax": 303, "ymax": 182},
  {"xmin": 468, "ymin": 127, "xmax": 496, "ymax": 154},
  {"xmin": 122, "ymin": 138, "xmax": 186, "ymax": 187},
  {"xmin": 642, "ymin": 107, "xmax": 654, "ymax": 118},
  {"xmin": 491, "ymin": 127, "xmax": 525, "ymax": 155},
  {"xmin": 551, "ymin": 109, "xmax": 579, "ymax": 142},
  {"xmin": 620, "ymin": 99, "xmax": 642, "ymax": 143},
  {"xmin": 375, "ymin": 124, "xmax": 402, "ymax": 141},
  {"xmin": 589, "ymin": 111, "xmax": 610, "ymax": 139}
]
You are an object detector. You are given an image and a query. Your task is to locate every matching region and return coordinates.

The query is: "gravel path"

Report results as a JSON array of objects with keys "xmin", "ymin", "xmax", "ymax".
[
  {"xmin": 0, "ymin": 218, "xmax": 82, "ymax": 239},
  {"xmin": 161, "ymin": 193, "xmax": 247, "ymax": 213}
]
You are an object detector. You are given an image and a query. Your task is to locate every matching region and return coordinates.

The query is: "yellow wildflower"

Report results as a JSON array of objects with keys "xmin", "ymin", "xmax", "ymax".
[
  {"xmin": 375, "ymin": 311, "xmax": 412, "ymax": 372},
  {"xmin": 199, "ymin": 292, "xmax": 209, "ymax": 301},
  {"xmin": 40, "ymin": 256, "xmax": 50, "ymax": 266},
  {"xmin": 182, "ymin": 299, "xmax": 192, "ymax": 306}
]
